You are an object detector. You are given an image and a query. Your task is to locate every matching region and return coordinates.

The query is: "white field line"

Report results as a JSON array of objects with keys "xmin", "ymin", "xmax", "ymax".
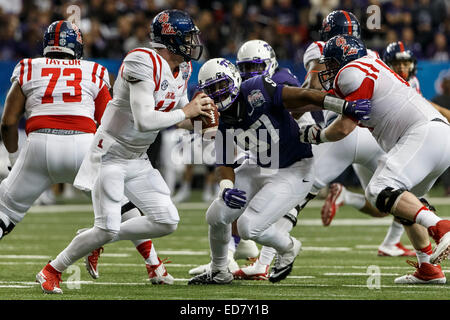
[
  {"xmin": 26, "ymin": 197, "xmax": 450, "ymax": 214},
  {"xmin": 2, "ymin": 280, "xmax": 449, "ymax": 291}
]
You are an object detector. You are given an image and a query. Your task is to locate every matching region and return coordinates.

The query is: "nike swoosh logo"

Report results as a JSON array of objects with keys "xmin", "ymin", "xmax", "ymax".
[
  {"xmin": 303, "ymin": 179, "xmax": 310, "ymax": 183},
  {"xmin": 178, "ymin": 85, "xmax": 184, "ymax": 89}
]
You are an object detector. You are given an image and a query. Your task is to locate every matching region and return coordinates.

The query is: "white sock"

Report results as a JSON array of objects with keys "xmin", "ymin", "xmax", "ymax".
[
  {"xmin": 258, "ymin": 246, "xmax": 276, "ymax": 266},
  {"xmin": 51, "ymin": 226, "xmax": 116, "ymax": 272},
  {"xmin": 209, "ymin": 224, "xmax": 231, "ymax": 272},
  {"xmin": 227, "ymin": 237, "xmax": 237, "ymax": 254},
  {"xmin": 381, "ymin": 220, "xmax": 404, "ymax": 246},
  {"xmin": 415, "ymin": 243, "xmax": 432, "ymax": 266},
  {"xmin": 343, "ymin": 189, "xmax": 366, "ymax": 210},
  {"xmin": 415, "ymin": 208, "xmax": 441, "ymax": 229}
]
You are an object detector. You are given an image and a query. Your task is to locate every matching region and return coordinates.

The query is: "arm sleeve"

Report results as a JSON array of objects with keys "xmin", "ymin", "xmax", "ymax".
[
  {"xmin": 129, "ymin": 80, "xmax": 186, "ymax": 132},
  {"xmin": 334, "ymin": 67, "xmax": 375, "ymax": 100},
  {"xmin": 122, "ymin": 50, "xmax": 159, "ymax": 83}
]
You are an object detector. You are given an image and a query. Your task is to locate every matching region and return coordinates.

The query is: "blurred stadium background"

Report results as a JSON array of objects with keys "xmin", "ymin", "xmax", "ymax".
[{"xmin": 0, "ymin": 0, "xmax": 449, "ymax": 195}]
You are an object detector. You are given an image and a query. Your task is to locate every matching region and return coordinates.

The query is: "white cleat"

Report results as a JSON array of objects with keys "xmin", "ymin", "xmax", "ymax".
[
  {"xmin": 377, "ymin": 242, "xmax": 416, "ymax": 257},
  {"xmin": 146, "ymin": 258, "xmax": 174, "ymax": 285},
  {"xmin": 394, "ymin": 261, "xmax": 446, "ymax": 284},
  {"xmin": 189, "ymin": 250, "xmax": 239, "ymax": 275},
  {"xmin": 233, "ymin": 259, "xmax": 269, "ymax": 280}
]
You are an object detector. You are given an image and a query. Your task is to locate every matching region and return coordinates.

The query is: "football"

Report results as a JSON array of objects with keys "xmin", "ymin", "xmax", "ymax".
[{"xmin": 191, "ymin": 104, "xmax": 219, "ymax": 135}]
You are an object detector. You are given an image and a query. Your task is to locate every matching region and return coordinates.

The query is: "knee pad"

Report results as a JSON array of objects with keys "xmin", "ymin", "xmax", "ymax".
[
  {"xmin": 375, "ymin": 187, "xmax": 406, "ymax": 214},
  {"xmin": 236, "ymin": 216, "xmax": 253, "ymax": 241},
  {"xmin": 0, "ymin": 219, "xmax": 15, "ymax": 239}
]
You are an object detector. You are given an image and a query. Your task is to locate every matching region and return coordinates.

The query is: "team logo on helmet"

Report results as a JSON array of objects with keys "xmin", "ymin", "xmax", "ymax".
[
  {"xmin": 336, "ymin": 36, "xmax": 358, "ymax": 56},
  {"xmin": 158, "ymin": 12, "xmax": 170, "ymax": 23}
]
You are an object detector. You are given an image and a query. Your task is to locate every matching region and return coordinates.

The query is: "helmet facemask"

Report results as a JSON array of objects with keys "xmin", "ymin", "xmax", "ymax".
[
  {"xmin": 318, "ymin": 57, "xmax": 340, "ymax": 91},
  {"xmin": 236, "ymin": 59, "xmax": 271, "ymax": 81},
  {"xmin": 198, "ymin": 74, "xmax": 239, "ymax": 112}
]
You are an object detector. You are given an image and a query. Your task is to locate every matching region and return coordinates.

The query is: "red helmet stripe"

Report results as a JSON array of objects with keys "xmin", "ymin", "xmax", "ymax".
[
  {"xmin": 341, "ymin": 11, "xmax": 353, "ymax": 35},
  {"xmin": 54, "ymin": 20, "xmax": 65, "ymax": 47},
  {"xmin": 398, "ymin": 41, "xmax": 405, "ymax": 52}
]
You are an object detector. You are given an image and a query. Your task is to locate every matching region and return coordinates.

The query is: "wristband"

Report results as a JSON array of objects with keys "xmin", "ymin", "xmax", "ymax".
[
  {"xmin": 323, "ymin": 95, "xmax": 346, "ymax": 114},
  {"xmin": 219, "ymin": 179, "xmax": 234, "ymax": 195}
]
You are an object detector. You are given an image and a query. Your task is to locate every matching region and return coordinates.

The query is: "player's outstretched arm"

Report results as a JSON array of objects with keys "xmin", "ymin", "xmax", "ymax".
[
  {"xmin": 129, "ymin": 81, "xmax": 213, "ymax": 132},
  {"xmin": 281, "ymin": 86, "xmax": 371, "ymax": 121},
  {"xmin": 299, "ymin": 115, "xmax": 357, "ymax": 144},
  {"xmin": 1, "ymin": 81, "xmax": 25, "ymax": 154}
]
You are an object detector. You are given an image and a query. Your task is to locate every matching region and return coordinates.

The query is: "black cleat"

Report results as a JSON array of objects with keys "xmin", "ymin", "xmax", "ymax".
[{"xmin": 188, "ymin": 270, "xmax": 233, "ymax": 285}]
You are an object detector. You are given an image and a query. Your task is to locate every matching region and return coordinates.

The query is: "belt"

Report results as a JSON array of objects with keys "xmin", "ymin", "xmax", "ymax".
[{"xmin": 33, "ymin": 128, "xmax": 88, "ymax": 135}]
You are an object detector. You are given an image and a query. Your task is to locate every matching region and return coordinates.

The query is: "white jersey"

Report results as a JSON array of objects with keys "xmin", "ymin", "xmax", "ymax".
[
  {"xmin": 11, "ymin": 57, "xmax": 110, "ymax": 134},
  {"xmin": 100, "ymin": 47, "xmax": 192, "ymax": 152},
  {"xmin": 333, "ymin": 55, "xmax": 446, "ymax": 152}
]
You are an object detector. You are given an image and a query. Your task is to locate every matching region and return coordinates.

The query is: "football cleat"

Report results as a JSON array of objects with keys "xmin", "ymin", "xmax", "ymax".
[
  {"xmin": 428, "ymin": 220, "xmax": 450, "ymax": 264},
  {"xmin": 188, "ymin": 250, "xmax": 239, "ymax": 275},
  {"xmin": 377, "ymin": 242, "xmax": 416, "ymax": 257},
  {"xmin": 188, "ymin": 270, "xmax": 233, "ymax": 285},
  {"xmin": 394, "ymin": 260, "xmax": 446, "ymax": 284},
  {"xmin": 146, "ymin": 258, "xmax": 174, "ymax": 285},
  {"xmin": 85, "ymin": 247, "xmax": 104, "ymax": 279},
  {"xmin": 234, "ymin": 239, "xmax": 259, "ymax": 261},
  {"xmin": 321, "ymin": 183, "xmax": 344, "ymax": 226},
  {"xmin": 269, "ymin": 237, "xmax": 302, "ymax": 283},
  {"xmin": 36, "ymin": 263, "xmax": 63, "ymax": 294},
  {"xmin": 233, "ymin": 260, "xmax": 269, "ymax": 280}
]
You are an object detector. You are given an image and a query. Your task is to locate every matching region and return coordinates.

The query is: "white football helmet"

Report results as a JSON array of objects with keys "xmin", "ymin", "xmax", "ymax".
[
  {"xmin": 236, "ymin": 40, "xmax": 278, "ymax": 80},
  {"xmin": 197, "ymin": 58, "xmax": 242, "ymax": 112}
]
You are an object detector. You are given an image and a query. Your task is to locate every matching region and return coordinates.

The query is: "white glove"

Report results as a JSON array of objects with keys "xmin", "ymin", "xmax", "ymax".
[{"xmin": 299, "ymin": 124, "xmax": 324, "ymax": 144}]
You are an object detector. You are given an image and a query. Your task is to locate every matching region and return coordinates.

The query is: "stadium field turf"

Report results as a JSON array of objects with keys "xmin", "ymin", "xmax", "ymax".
[{"xmin": 0, "ymin": 195, "xmax": 449, "ymax": 301}]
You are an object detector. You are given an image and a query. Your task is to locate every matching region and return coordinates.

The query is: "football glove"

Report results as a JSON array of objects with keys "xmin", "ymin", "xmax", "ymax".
[
  {"xmin": 222, "ymin": 188, "xmax": 247, "ymax": 209},
  {"xmin": 299, "ymin": 124, "xmax": 323, "ymax": 145},
  {"xmin": 343, "ymin": 99, "xmax": 371, "ymax": 121}
]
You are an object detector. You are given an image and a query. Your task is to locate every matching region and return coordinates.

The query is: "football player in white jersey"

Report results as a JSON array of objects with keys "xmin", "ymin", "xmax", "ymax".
[
  {"xmin": 301, "ymin": 34, "xmax": 450, "ymax": 284},
  {"xmin": 36, "ymin": 10, "xmax": 214, "ymax": 294},
  {"xmin": 298, "ymin": 10, "xmax": 415, "ymax": 258},
  {"xmin": 0, "ymin": 21, "xmax": 111, "ymax": 239}
]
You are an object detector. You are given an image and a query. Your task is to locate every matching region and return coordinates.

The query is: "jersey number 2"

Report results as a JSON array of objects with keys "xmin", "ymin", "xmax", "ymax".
[{"xmin": 41, "ymin": 68, "xmax": 82, "ymax": 104}]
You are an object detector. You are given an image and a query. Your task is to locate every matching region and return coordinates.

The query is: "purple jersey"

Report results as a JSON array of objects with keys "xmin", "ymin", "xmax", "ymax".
[
  {"xmin": 215, "ymin": 75, "xmax": 313, "ymax": 169},
  {"xmin": 271, "ymin": 68, "xmax": 301, "ymax": 87}
]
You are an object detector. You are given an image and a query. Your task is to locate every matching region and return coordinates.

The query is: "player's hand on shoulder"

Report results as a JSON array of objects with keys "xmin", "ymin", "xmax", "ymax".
[
  {"xmin": 222, "ymin": 188, "xmax": 247, "ymax": 209},
  {"xmin": 182, "ymin": 92, "xmax": 214, "ymax": 119},
  {"xmin": 299, "ymin": 124, "xmax": 323, "ymax": 145},
  {"xmin": 343, "ymin": 99, "xmax": 371, "ymax": 121}
]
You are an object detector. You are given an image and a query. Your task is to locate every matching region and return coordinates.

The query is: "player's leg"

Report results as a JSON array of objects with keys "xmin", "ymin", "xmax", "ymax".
[
  {"xmin": 237, "ymin": 159, "xmax": 314, "ymax": 283},
  {"xmin": 366, "ymin": 122, "xmax": 450, "ymax": 283},
  {"xmin": 353, "ymin": 134, "xmax": 414, "ymax": 257},
  {"xmin": 233, "ymin": 206, "xmax": 298, "ymax": 280},
  {"xmin": 0, "ymin": 133, "xmax": 53, "ymax": 239},
  {"xmin": 188, "ymin": 162, "xmax": 258, "ymax": 284},
  {"xmin": 38, "ymin": 161, "xmax": 125, "ymax": 293}
]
